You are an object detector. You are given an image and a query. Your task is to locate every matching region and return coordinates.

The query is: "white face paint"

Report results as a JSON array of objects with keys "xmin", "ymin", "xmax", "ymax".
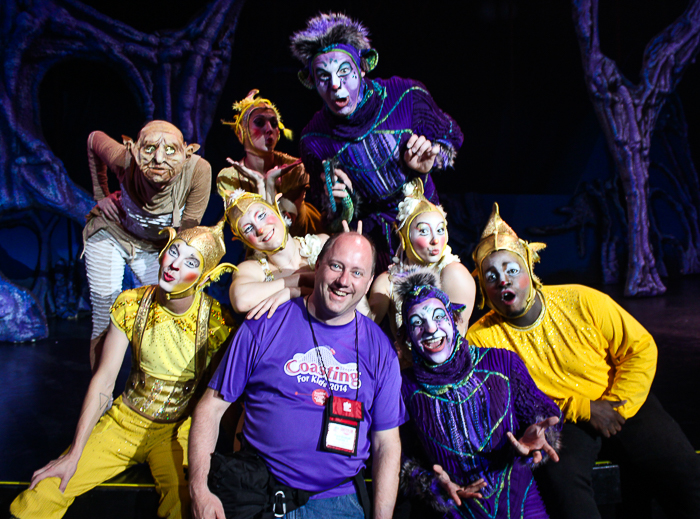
[
  {"xmin": 159, "ymin": 239, "xmax": 203, "ymax": 294},
  {"xmin": 407, "ymin": 298, "xmax": 455, "ymax": 365},
  {"xmin": 312, "ymin": 50, "xmax": 364, "ymax": 116}
]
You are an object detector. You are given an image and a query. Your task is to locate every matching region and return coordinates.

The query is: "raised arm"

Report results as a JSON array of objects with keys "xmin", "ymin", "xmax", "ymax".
[
  {"xmin": 28, "ymin": 322, "xmax": 129, "ymax": 491},
  {"xmin": 371, "ymin": 427, "xmax": 401, "ymax": 519},
  {"xmin": 189, "ymin": 388, "xmax": 232, "ymax": 519}
]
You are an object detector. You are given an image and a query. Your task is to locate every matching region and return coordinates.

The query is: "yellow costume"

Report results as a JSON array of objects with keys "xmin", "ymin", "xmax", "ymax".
[
  {"xmin": 467, "ymin": 284, "xmax": 656, "ymax": 421},
  {"xmin": 12, "ymin": 222, "xmax": 237, "ymax": 519}
]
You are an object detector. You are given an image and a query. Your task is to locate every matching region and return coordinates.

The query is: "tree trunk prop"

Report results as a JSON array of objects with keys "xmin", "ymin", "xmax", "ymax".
[
  {"xmin": 0, "ymin": 0, "xmax": 244, "ymax": 340},
  {"xmin": 571, "ymin": 0, "xmax": 700, "ymax": 296}
]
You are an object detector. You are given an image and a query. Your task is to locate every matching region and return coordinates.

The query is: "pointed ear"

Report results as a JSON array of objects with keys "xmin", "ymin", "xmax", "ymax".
[
  {"xmin": 185, "ymin": 143, "xmax": 201, "ymax": 158},
  {"xmin": 158, "ymin": 227, "xmax": 178, "ymax": 258},
  {"xmin": 122, "ymin": 135, "xmax": 134, "ymax": 150}
]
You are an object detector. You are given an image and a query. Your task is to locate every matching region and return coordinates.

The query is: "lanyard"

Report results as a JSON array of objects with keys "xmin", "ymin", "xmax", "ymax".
[{"xmin": 304, "ymin": 297, "xmax": 360, "ymax": 401}]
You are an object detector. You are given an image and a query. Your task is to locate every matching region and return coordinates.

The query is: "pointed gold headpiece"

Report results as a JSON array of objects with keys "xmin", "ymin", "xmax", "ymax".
[
  {"xmin": 159, "ymin": 219, "xmax": 237, "ymax": 300},
  {"xmin": 472, "ymin": 203, "xmax": 546, "ymax": 316}
]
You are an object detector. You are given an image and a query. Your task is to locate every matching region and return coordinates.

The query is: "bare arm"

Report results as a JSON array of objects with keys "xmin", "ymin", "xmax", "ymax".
[
  {"xmin": 189, "ymin": 389, "xmax": 232, "ymax": 519},
  {"xmin": 367, "ymin": 272, "xmax": 392, "ymax": 324},
  {"xmin": 29, "ymin": 322, "xmax": 129, "ymax": 491},
  {"xmin": 229, "ymin": 260, "xmax": 314, "ymax": 315},
  {"xmin": 371, "ymin": 427, "xmax": 401, "ymax": 519},
  {"xmin": 441, "ymin": 262, "xmax": 476, "ymax": 336}
]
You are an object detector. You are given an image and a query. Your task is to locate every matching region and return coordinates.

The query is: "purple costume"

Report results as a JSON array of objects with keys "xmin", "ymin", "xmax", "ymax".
[
  {"xmin": 401, "ymin": 335, "xmax": 561, "ymax": 519},
  {"xmin": 300, "ymin": 77, "xmax": 463, "ymax": 268}
]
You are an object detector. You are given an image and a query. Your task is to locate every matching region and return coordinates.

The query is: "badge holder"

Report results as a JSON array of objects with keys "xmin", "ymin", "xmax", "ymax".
[{"xmin": 321, "ymin": 395, "xmax": 363, "ymax": 457}]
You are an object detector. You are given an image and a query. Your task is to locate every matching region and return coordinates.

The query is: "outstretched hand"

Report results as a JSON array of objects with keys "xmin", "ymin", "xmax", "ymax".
[
  {"xmin": 226, "ymin": 158, "xmax": 266, "ymax": 198},
  {"xmin": 434, "ymin": 464, "xmax": 486, "ymax": 506},
  {"xmin": 404, "ymin": 134, "xmax": 441, "ymax": 173},
  {"xmin": 506, "ymin": 416, "xmax": 560, "ymax": 464},
  {"xmin": 589, "ymin": 400, "xmax": 626, "ymax": 438},
  {"xmin": 29, "ymin": 453, "xmax": 80, "ymax": 492}
]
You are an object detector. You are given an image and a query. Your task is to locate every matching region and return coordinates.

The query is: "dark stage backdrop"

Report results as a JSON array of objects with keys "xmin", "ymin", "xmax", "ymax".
[{"xmin": 16, "ymin": 0, "xmax": 700, "ymax": 286}]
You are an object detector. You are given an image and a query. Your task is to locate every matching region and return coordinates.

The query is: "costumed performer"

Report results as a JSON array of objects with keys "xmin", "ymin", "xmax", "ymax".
[
  {"xmin": 83, "ymin": 120, "xmax": 212, "ymax": 370},
  {"xmin": 290, "ymin": 12, "xmax": 463, "ymax": 269},
  {"xmin": 220, "ymin": 89, "xmax": 323, "ymax": 236},
  {"xmin": 368, "ymin": 178, "xmax": 475, "ymax": 350},
  {"xmin": 467, "ymin": 203, "xmax": 700, "ymax": 519},
  {"xmin": 11, "ymin": 220, "xmax": 237, "ymax": 519},
  {"xmin": 218, "ymin": 170, "xmax": 329, "ymax": 320},
  {"xmin": 397, "ymin": 267, "xmax": 561, "ymax": 518}
]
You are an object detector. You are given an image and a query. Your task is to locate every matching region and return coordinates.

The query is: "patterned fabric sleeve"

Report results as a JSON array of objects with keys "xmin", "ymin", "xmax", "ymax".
[
  {"xmin": 109, "ymin": 287, "xmax": 146, "ymax": 342},
  {"xmin": 410, "ymin": 82, "xmax": 463, "ymax": 169},
  {"xmin": 508, "ymin": 350, "xmax": 562, "ymax": 460}
]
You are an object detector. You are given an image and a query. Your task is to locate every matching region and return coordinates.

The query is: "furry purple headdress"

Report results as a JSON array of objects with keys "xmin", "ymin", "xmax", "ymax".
[{"xmin": 290, "ymin": 13, "xmax": 379, "ymax": 88}]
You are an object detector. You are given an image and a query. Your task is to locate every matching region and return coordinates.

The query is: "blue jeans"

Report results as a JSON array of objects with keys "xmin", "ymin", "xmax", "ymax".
[{"xmin": 284, "ymin": 492, "xmax": 364, "ymax": 519}]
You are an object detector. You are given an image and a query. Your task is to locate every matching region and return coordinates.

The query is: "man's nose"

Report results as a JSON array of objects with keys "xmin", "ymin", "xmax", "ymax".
[
  {"xmin": 331, "ymin": 75, "xmax": 341, "ymax": 89},
  {"xmin": 500, "ymin": 278, "xmax": 510, "ymax": 287},
  {"xmin": 256, "ymin": 226, "xmax": 265, "ymax": 236},
  {"xmin": 430, "ymin": 234, "xmax": 439, "ymax": 245},
  {"xmin": 424, "ymin": 320, "xmax": 438, "ymax": 334},
  {"xmin": 154, "ymin": 146, "xmax": 165, "ymax": 163},
  {"xmin": 338, "ymin": 269, "xmax": 351, "ymax": 285}
]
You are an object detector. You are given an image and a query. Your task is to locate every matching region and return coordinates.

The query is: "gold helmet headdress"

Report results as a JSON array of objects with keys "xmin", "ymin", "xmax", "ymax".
[
  {"xmin": 472, "ymin": 203, "xmax": 546, "ymax": 318},
  {"xmin": 222, "ymin": 89, "xmax": 292, "ymax": 147},
  {"xmin": 159, "ymin": 219, "xmax": 237, "ymax": 300},
  {"xmin": 217, "ymin": 169, "xmax": 290, "ymax": 254},
  {"xmin": 395, "ymin": 178, "xmax": 449, "ymax": 265}
]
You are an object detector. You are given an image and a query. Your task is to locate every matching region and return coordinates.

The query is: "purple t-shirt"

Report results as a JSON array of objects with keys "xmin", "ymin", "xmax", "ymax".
[{"xmin": 209, "ymin": 297, "xmax": 406, "ymax": 498}]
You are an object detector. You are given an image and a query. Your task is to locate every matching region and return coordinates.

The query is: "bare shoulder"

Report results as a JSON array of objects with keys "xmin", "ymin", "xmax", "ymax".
[
  {"xmin": 370, "ymin": 271, "xmax": 391, "ymax": 295},
  {"xmin": 231, "ymin": 258, "xmax": 265, "ymax": 283}
]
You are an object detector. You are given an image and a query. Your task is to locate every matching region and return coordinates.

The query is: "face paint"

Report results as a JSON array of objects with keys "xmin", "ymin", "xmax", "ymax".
[
  {"xmin": 159, "ymin": 239, "xmax": 204, "ymax": 294},
  {"xmin": 134, "ymin": 122, "xmax": 187, "ymax": 183},
  {"xmin": 237, "ymin": 202, "xmax": 286, "ymax": 252},
  {"xmin": 312, "ymin": 50, "xmax": 364, "ymax": 116},
  {"xmin": 408, "ymin": 211, "xmax": 447, "ymax": 264},
  {"xmin": 407, "ymin": 298, "xmax": 455, "ymax": 365},
  {"xmin": 481, "ymin": 250, "xmax": 532, "ymax": 318},
  {"xmin": 245, "ymin": 108, "xmax": 280, "ymax": 154}
]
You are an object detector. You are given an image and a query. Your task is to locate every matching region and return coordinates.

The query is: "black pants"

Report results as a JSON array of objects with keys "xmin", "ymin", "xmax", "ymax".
[{"xmin": 535, "ymin": 393, "xmax": 700, "ymax": 519}]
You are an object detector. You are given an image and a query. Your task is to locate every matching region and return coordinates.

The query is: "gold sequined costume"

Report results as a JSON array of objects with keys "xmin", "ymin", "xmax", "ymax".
[
  {"xmin": 467, "ymin": 284, "xmax": 656, "ymax": 421},
  {"xmin": 12, "ymin": 222, "xmax": 237, "ymax": 519}
]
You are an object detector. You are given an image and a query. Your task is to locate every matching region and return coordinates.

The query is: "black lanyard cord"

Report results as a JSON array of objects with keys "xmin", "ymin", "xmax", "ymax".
[{"xmin": 304, "ymin": 296, "xmax": 360, "ymax": 402}]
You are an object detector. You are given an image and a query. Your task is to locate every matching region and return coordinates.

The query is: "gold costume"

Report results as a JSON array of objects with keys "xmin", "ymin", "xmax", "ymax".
[{"xmin": 12, "ymin": 221, "xmax": 237, "ymax": 519}]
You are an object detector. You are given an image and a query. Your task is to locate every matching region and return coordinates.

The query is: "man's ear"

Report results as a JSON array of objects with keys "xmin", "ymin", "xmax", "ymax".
[
  {"xmin": 122, "ymin": 135, "xmax": 134, "ymax": 150},
  {"xmin": 364, "ymin": 275, "xmax": 375, "ymax": 296},
  {"xmin": 185, "ymin": 143, "xmax": 201, "ymax": 158}
]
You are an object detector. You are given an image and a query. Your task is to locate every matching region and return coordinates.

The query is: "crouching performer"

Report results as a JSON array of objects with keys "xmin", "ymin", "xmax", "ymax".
[
  {"xmin": 10, "ymin": 221, "xmax": 237, "ymax": 519},
  {"xmin": 397, "ymin": 268, "xmax": 561, "ymax": 518}
]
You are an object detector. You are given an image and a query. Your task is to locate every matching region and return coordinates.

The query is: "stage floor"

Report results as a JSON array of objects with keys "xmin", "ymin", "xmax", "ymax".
[{"xmin": 1, "ymin": 277, "xmax": 699, "ymax": 482}]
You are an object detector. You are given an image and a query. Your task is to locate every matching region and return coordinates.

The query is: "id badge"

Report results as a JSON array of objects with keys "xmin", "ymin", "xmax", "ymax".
[{"xmin": 321, "ymin": 395, "xmax": 363, "ymax": 457}]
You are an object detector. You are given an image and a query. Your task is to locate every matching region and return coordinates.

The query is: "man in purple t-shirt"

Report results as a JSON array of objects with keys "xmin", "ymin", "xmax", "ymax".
[{"xmin": 189, "ymin": 232, "xmax": 405, "ymax": 519}]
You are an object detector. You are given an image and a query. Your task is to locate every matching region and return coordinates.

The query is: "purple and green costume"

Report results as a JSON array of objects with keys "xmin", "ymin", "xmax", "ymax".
[
  {"xmin": 299, "ymin": 77, "xmax": 462, "ymax": 268},
  {"xmin": 401, "ymin": 335, "xmax": 561, "ymax": 519}
]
